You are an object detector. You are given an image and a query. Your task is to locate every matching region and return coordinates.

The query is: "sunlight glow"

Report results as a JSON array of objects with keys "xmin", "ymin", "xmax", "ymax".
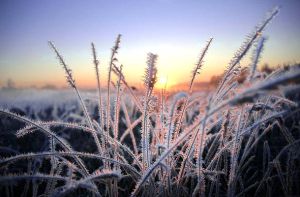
[{"xmin": 156, "ymin": 75, "xmax": 168, "ymax": 89}]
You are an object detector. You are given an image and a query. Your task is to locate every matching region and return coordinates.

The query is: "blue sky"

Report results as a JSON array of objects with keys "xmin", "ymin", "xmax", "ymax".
[{"xmin": 0, "ymin": 0, "xmax": 299, "ymax": 88}]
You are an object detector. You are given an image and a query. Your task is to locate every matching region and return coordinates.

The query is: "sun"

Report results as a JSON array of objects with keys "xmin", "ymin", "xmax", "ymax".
[{"xmin": 156, "ymin": 76, "xmax": 168, "ymax": 89}]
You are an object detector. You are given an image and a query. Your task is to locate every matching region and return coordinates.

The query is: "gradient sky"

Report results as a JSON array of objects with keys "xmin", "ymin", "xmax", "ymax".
[{"xmin": 0, "ymin": 0, "xmax": 300, "ymax": 89}]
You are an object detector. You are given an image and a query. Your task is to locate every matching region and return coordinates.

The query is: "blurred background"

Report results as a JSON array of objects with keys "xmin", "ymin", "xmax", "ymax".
[{"xmin": 0, "ymin": 0, "xmax": 299, "ymax": 90}]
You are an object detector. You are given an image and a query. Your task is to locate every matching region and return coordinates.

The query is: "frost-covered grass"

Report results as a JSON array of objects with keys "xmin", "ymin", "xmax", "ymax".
[{"xmin": 1, "ymin": 6, "xmax": 300, "ymax": 197}]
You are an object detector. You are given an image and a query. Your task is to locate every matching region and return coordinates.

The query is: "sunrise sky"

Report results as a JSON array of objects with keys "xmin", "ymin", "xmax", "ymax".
[{"xmin": 1, "ymin": 0, "xmax": 300, "ymax": 89}]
